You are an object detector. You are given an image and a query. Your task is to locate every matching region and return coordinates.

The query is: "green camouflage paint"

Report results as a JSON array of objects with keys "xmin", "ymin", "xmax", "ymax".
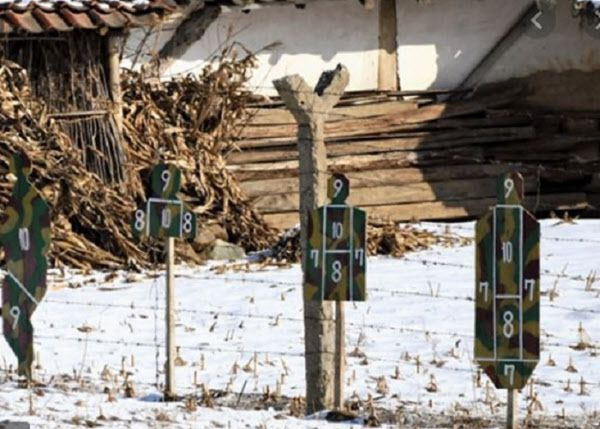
[
  {"xmin": 304, "ymin": 174, "xmax": 366, "ymax": 302},
  {"xmin": 0, "ymin": 152, "xmax": 51, "ymax": 380},
  {"xmin": 475, "ymin": 172, "xmax": 540, "ymax": 389},
  {"xmin": 132, "ymin": 162, "xmax": 197, "ymax": 240}
]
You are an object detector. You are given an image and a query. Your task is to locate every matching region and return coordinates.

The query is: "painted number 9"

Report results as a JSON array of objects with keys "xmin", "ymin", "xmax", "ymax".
[
  {"xmin": 333, "ymin": 179, "xmax": 344, "ymax": 198},
  {"xmin": 504, "ymin": 178, "xmax": 515, "ymax": 199},
  {"xmin": 161, "ymin": 170, "xmax": 171, "ymax": 192},
  {"xmin": 10, "ymin": 306, "xmax": 20, "ymax": 330}
]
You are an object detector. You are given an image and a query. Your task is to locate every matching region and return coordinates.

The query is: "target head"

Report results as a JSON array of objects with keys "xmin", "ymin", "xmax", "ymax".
[
  {"xmin": 497, "ymin": 172, "xmax": 524, "ymax": 205},
  {"xmin": 150, "ymin": 163, "xmax": 182, "ymax": 199},
  {"xmin": 9, "ymin": 152, "xmax": 32, "ymax": 178},
  {"xmin": 328, "ymin": 174, "xmax": 349, "ymax": 204}
]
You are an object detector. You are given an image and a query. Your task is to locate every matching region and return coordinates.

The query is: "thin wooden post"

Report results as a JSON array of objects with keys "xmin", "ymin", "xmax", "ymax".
[
  {"xmin": 165, "ymin": 237, "xmax": 176, "ymax": 399},
  {"xmin": 507, "ymin": 389, "xmax": 519, "ymax": 429},
  {"xmin": 334, "ymin": 301, "xmax": 345, "ymax": 410},
  {"xmin": 106, "ymin": 31, "xmax": 124, "ymax": 134},
  {"xmin": 273, "ymin": 65, "xmax": 349, "ymax": 414},
  {"xmin": 378, "ymin": 0, "xmax": 398, "ymax": 91}
]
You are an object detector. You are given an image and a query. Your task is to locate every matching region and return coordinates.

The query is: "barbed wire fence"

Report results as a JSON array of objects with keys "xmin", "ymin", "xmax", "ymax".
[{"xmin": 0, "ymin": 242, "xmax": 595, "ymax": 418}]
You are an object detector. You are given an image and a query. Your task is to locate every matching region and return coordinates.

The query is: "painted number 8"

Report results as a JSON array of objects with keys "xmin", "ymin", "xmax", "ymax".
[
  {"xmin": 331, "ymin": 260, "xmax": 342, "ymax": 283},
  {"xmin": 183, "ymin": 212, "xmax": 193, "ymax": 234},
  {"xmin": 161, "ymin": 170, "xmax": 171, "ymax": 192},
  {"xmin": 134, "ymin": 209, "xmax": 146, "ymax": 231},
  {"xmin": 502, "ymin": 310, "xmax": 514, "ymax": 338},
  {"xmin": 504, "ymin": 178, "xmax": 515, "ymax": 199}
]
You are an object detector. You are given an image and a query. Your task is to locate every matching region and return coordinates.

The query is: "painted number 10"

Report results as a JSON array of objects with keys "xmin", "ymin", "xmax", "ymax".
[
  {"xmin": 502, "ymin": 241, "xmax": 513, "ymax": 263},
  {"xmin": 331, "ymin": 222, "xmax": 343, "ymax": 239}
]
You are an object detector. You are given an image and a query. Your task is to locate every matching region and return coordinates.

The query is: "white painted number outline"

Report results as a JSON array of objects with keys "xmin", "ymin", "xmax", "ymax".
[
  {"xmin": 504, "ymin": 364, "xmax": 515, "ymax": 386},
  {"xmin": 502, "ymin": 310, "xmax": 514, "ymax": 339},
  {"xmin": 134, "ymin": 209, "xmax": 146, "ymax": 231},
  {"xmin": 10, "ymin": 306, "xmax": 20, "ymax": 330},
  {"xmin": 18, "ymin": 227, "xmax": 30, "ymax": 251},
  {"xmin": 504, "ymin": 178, "xmax": 515, "ymax": 199}
]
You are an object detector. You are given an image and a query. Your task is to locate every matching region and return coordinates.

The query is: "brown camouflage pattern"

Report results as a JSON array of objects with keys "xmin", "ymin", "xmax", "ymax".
[
  {"xmin": 475, "ymin": 172, "xmax": 540, "ymax": 389},
  {"xmin": 0, "ymin": 152, "xmax": 51, "ymax": 380},
  {"xmin": 132, "ymin": 162, "xmax": 197, "ymax": 240},
  {"xmin": 304, "ymin": 174, "xmax": 366, "ymax": 301}
]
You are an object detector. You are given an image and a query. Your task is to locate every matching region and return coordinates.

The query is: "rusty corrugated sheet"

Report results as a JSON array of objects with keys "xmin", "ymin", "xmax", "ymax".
[{"xmin": 0, "ymin": 0, "xmax": 178, "ymax": 33}]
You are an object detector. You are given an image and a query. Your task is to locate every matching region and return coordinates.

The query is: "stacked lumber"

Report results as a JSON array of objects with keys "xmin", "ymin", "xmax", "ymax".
[{"xmin": 230, "ymin": 87, "xmax": 599, "ymax": 231}]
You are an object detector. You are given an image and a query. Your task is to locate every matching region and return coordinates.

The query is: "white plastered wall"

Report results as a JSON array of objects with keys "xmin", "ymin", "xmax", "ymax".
[
  {"xmin": 396, "ymin": 0, "xmax": 600, "ymax": 91},
  {"xmin": 156, "ymin": 0, "xmax": 379, "ymax": 94}
]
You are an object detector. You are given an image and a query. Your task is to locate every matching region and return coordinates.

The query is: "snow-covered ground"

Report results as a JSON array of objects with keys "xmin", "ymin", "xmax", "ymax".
[{"xmin": 0, "ymin": 220, "xmax": 599, "ymax": 428}]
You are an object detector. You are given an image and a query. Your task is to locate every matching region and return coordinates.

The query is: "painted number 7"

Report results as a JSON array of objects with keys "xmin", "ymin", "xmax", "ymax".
[
  {"xmin": 310, "ymin": 249, "xmax": 319, "ymax": 268},
  {"xmin": 504, "ymin": 364, "xmax": 515, "ymax": 386},
  {"xmin": 524, "ymin": 279, "xmax": 535, "ymax": 301}
]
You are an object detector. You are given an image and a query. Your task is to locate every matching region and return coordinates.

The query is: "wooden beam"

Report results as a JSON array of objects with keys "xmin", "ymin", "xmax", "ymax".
[
  {"xmin": 378, "ymin": 0, "xmax": 398, "ymax": 91},
  {"xmin": 263, "ymin": 193, "xmax": 589, "ymax": 230},
  {"xmin": 107, "ymin": 30, "xmax": 124, "ymax": 134}
]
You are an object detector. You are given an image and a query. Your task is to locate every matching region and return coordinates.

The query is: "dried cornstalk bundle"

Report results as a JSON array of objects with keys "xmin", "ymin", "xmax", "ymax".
[
  {"xmin": 0, "ymin": 46, "xmax": 276, "ymax": 270},
  {"xmin": 121, "ymin": 45, "xmax": 275, "ymax": 253}
]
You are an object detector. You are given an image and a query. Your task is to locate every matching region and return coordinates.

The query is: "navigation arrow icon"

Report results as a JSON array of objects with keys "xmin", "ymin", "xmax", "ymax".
[{"xmin": 531, "ymin": 11, "xmax": 543, "ymax": 30}]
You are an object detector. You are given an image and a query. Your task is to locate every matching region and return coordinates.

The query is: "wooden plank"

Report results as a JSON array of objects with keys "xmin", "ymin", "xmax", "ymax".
[
  {"xmin": 228, "ymin": 147, "xmax": 476, "ymax": 181},
  {"xmin": 240, "ymin": 164, "xmax": 518, "ymax": 197},
  {"xmin": 239, "ymin": 87, "xmax": 524, "ymax": 141},
  {"xmin": 248, "ymin": 100, "xmax": 418, "ymax": 125},
  {"xmin": 228, "ymin": 126, "xmax": 535, "ymax": 165},
  {"xmin": 236, "ymin": 115, "xmax": 533, "ymax": 150},
  {"xmin": 251, "ymin": 176, "xmax": 538, "ymax": 214},
  {"xmin": 263, "ymin": 193, "xmax": 589, "ymax": 230}
]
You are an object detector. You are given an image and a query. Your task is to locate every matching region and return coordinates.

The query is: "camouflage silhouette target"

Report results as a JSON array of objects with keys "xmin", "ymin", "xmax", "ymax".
[
  {"xmin": 475, "ymin": 172, "xmax": 540, "ymax": 389},
  {"xmin": 304, "ymin": 174, "xmax": 366, "ymax": 301},
  {"xmin": 132, "ymin": 162, "xmax": 197, "ymax": 239},
  {"xmin": 0, "ymin": 152, "xmax": 51, "ymax": 380}
]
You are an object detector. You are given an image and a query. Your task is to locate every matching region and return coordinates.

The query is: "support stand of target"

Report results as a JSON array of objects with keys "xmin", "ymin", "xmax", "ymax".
[
  {"xmin": 132, "ymin": 162, "xmax": 197, "ymax": 400},
  {"xmin": 304, "ymin": 173, "xmax": 367, "ymax": 412},
  {"xmin": 507, "ymin": 389, "xmax": 518, "ymax": 429},
  {"xmin": 334, "ymin": 301, "xmax": 345, "ymax": 410},
  {"xmin": 165, "ymin": 237, "xmax": 176, "ymax": 398}
]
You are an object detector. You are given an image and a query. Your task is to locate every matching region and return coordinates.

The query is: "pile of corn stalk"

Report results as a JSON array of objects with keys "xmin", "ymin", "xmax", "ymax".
[{"xmin": 0, "ymin": 49, "xmax": 275, "ymax": 270}]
